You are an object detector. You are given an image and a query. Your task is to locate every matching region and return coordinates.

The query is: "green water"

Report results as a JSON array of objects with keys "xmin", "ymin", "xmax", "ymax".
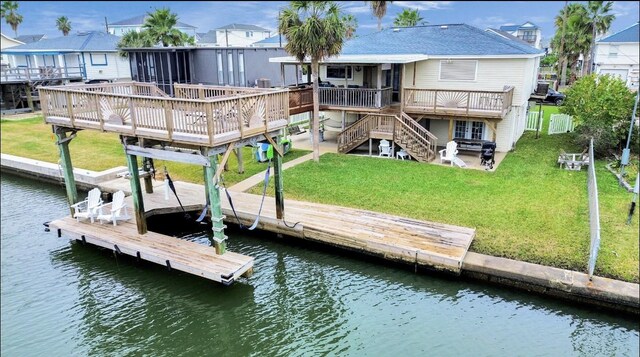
[{"xmin": 1, "ymin": 174, "xmax": 638, "ymax": 356}]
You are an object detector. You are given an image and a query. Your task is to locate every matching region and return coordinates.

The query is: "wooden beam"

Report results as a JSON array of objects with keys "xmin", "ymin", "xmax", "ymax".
[
  {"xmin": 124, "ymin": 144, "xmax": 211, "ymax": 166},
  {"xmin": 448, "ymin": 119, "xmax": 454, "ymax": 141},
  {"xmin": 214, "ymin": 144, "xmax": 235, "ymax": 182},
  {"xmin": 483, "ymin": 119, "xmax": 497, "ymax": 142},
  {"xmin": 204, "ymin": 156, "xmax": 226, "ymax": 254},
  {"xmin": 274, "ymin": 135, "xmax": 285, "ymax": 220},
  {"xmin": 125, "ymin": 153, "xmax": 147, "ymax": 234},
  {"xmin": 55, "ymin": 128, "xmax": 78, "ymax": 216},
  {"xmin": 264, "ymin": 134, "xmax": 283, "ymax": 157},
  {"xmin": 235, "ymin": 148, "xmax": 244, "ymax": 174}
]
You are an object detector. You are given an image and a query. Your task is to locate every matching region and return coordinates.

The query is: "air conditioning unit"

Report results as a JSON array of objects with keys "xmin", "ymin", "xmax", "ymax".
[{"xmin": 257, "ymin": 78, "xmax": 271, "ymax": 88}]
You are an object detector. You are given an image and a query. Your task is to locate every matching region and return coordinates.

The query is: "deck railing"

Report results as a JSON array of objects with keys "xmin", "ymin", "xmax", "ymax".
[
  {"xmin": 320, "ymin": 87, "xmax": 392, "ymax": 108},
  {"xmin": 1, "ymin": 66, "xmax": 84, "ymax": 82},
  {"xmin": 288, "ymin": 87, "xmax": 314, "ymax": 114},
  {"xmin": 64, "ymin": 81, "xmax": 171, "ymax": 97},
  {"xmin": 173, "ymin": 83, "xmax": 266, "ymax": 99},
  {"xmin": 403, "ymin": 86, "xmax": 514, "ymax": 118},
  {"xmin": 39, "ymin": 82, "xmax": 289, "ymax": 147}
]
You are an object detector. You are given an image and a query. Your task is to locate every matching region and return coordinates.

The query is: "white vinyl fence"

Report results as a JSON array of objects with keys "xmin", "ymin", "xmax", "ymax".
[
  {"xmin": 586, "ymin": 138, "xmax": 600, "ymax": 279},
  {"xmin": 525, "ymin": 110, "xmax": 544, "ymax": 131},
  {"xmin": 548, "ymin": 114, "xmax": 574, "ymax": 134}
]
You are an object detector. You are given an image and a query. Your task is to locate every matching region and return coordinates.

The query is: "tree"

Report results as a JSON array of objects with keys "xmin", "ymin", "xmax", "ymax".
[
  {"xmin": 56, "ymin": 16, "xmax": 71, "ymax": 36},
  {"xmin": 368, "ymin": 1, "xmax": 391, "ymax": 32},
  {"xmin": 279, "ymin": 1, "xmax": 347, "ymax": 162},
  {"xmin": 552, "ymin": 3, "xmax": 591, "ymax": 84},
  {"xmin": 1, "ymin": 1, "xmax": 23, "ymax": 37},
  {"xmin": 343, "ymin": 14, "xmax": 358, "ymax": 39},
  {"xmin": 116, "ymin": 30, "xmax": 154, "ymax": 57},
  {"xmin": 143, "ymin": 8, "xmax": 194, "ymax": 47},
  {"xmin": 393, "ymin": 8, "xmax": 425, "ymax": 27},
  {"xmin": 585, "ymin": 1, "xmax": 615, "ymax": 75},
  {"xmin": 561, "ymin": 74, "xmax": 636, "ymax": 157}
]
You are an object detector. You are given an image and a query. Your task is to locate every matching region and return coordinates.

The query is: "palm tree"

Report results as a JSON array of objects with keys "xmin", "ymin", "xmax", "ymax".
[
  {"xmin": 116, "ymin": 30, "xmax": 154, "ymax": 57},
  {"xmin": 279, "ymin": 1, "xmax": 347, "ymax": 162},
  {"xmin": 552, "ymin": 4, "xmax": 592, "ymax": 83},
  {"xmin": 369, "ymin": 1, "xmax": 391, "ymax": 31},
  {"xmin": 56, "ymin": 16, "xmax": 72, "ymax": 36},
  {"xmin": 393, "ymin": 8, "xmax": 425, "ymax": 27},
  {"xmin": 2, "ymin": 1, "xmax": 23, "ymax": 37},
  {"xmin": 343, "ymin": 14, "xmax": 358, "ymax": 39},
  {"xmin": 143, "ymin": 8, "xmax": 192, "ymax": 47},
  {"xmin": 585, "ymin": 1, "xmax": 615, "ymax": 74}
]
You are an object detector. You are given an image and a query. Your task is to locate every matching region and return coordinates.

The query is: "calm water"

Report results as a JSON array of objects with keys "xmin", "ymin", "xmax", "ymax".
[{"xmin": 1, "ymin": 174, "xmax": 638, "ymax": 356}]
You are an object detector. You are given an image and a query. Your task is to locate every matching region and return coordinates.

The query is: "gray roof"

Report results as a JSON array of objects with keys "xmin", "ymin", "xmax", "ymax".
[
  {"xmin": 198, "ymin": 30, "xmax": 218, "ymax": 44},
  {"xmin": 341, "ymin": 24, "xmax": 543, "ymax": 56},
  {"xmin": 15, "ymin": 34, "xmax": 45, "ymax": 43},
  {"xmin": 109, "ymin": 14, "xmax": 196, "ymax": 29},
  {"xmin": 487, "ymin": 28, "xmax": 532, "ymax": 46},
  {"xmin": 3, "ymin": 31, "xmax": 121, "ymax": 53},
  {"xmin": 253, "ymin": 35, "xmax": 286, "ymax": 45},
  {"xmin": 598, "ymin": 23, "xmax": 639, "ymax": 43},
  {"xmin": 216, "ymin": 23, "xmax": 270, "ymax": 32}
]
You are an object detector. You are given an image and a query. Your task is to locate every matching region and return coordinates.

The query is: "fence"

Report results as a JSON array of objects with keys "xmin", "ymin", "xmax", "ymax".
[
  {"xmin": 525, "ymin": 110, "xmax": 543, "ymax": 131},
  {"xmin": 587, "ymin": 138, "xmax": 601, "ymax": 279},
  {"xmin": 549, "ymin": 114, "xmax": 574, "ymax": 134}
]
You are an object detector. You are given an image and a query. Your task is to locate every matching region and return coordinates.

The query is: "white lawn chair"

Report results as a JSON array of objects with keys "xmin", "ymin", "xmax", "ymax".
[
  {"xmin": 71, "ymin": 188, "xmax": 103, "ymax": 223},
  {"xmin": 379, "ymin": 139, "xmax": 392, "ymax": 157},
  {"xmin": 439, "ymin": 141, "xmax": 459, "ymax": 166},
  {"xmin": 97, "ymin": 190, "xmax": 131, "ymax": 226}
]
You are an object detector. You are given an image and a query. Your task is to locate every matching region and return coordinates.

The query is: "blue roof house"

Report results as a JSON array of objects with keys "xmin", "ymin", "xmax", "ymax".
[
  {"xmin": 594, "ymin": 22, "xmax": 639, "ymax": 90},
  {"xmin": 271, "ymin": 24, "xmax": 544, "ymax": 154},
  {"xmin": 499, "ymin": 22, "xmax": 541, "ymax": 49},
  {"xmin": 108, "ymin": 14, "xmax": 197, "ymax": 38},
  {"xmin": 2, "ymin": 31, "xmax": 131, "ymax": 82}
]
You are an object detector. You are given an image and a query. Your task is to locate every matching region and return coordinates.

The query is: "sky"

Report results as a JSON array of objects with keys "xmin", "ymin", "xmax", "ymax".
[{"xmin": 4, "ymin": 1, "xmax": 639, "ymax": 44}]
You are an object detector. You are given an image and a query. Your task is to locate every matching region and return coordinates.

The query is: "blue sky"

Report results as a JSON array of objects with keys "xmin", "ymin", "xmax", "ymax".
[{"xmin": 7, "ymin": 1, "xmax": 640, "ymax": 43}]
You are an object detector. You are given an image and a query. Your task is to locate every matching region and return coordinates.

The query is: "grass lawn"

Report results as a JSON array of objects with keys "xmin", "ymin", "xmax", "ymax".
[
  {"xmin": 250, "ymin": 105, "xmax": 639, "ymax": 282},
  {"xmin": 0, "ymin": 116, "xmax": 310, "ymax": 186}
]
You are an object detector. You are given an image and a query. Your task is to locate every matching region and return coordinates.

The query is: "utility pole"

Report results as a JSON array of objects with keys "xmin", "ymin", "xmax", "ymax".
[
  {"xmin": 619, "ymin": 91, "xmax": 639, "ymax": 184},
  {"xmin": 559, "ymin": 0, "xmax": 568, "ymax": 88},
  {"xmin": 104, "ymin": 17, "xmax": 109, "ymax": 33}
]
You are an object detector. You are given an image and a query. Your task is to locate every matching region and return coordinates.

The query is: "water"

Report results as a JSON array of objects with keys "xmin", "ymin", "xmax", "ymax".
[{"xmin": 1, "ymin": 174, "xmax": 638, "ymax": 356}]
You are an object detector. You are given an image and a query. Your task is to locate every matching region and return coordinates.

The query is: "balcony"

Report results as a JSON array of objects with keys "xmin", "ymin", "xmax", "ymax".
[
  {"xmin": 517, "ymin": 34, "xmax": 537, "ymax": 44},
  {"xmin": 319, "ymin": 87, "xmax": 392, "ymax": 110},
  {"xmin": 1, "ymin": 66, "xmax": 84, "ymax": 83},
  {"xmin": 288, "ymin": 86, "xmax": 314, "ymax": 115},
  {"xmin": 403, "ymin": 87, "xmax": 515, "ymax": 119}
]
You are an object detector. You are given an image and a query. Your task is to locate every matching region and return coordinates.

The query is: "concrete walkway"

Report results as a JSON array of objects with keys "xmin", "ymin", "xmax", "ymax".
[{"xmin": 228, "ymin": 152, "xmax": 316, "ymax": 192}]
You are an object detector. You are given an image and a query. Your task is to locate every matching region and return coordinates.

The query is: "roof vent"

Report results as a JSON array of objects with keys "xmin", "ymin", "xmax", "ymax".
[
  {"xmin": 392, "ymin": 27, "xmax": 401, "ymax": 32},
  {"xmin": 440, "ymin": 25, "xmax": 448, "ymax": 30}
]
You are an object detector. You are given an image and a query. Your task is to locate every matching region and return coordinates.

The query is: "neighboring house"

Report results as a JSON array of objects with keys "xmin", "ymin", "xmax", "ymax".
[
  {"xmin": 123, "ymin": 46, "xmax": 299, "ymax": 96},
  {"xmin": 499, "ymin": 22, "xmax": 541, "ymax": 49},
  {"xmin": 251, "ymin": 35, "xmax": 287, "ymax": 48},
  {"xmin": 271, "ymin": 24, "xmax": 544, "ymax": 154},
  {"xmin": 209, "ymin": 24, "xmax": 272, "ymax": 47},
  {"xmin": 197, "ymin": 30, "xmax": 218, "ymax": 47},
  {"xmin": 594, "ymin": 22, "xmax": 639, "ymax": 90},
  {"xmin": 108, "ymin": 14, "xmax": 198, "ymax": 38},
  {"xmin": 3, "ymin": 31, "xmax": 132, "ymax": 82},
  {"xmin": 15, "ymin": 34, "xmax": 46, "ymax": 44},
  {"xmin": 1, "ymin": 33, "xmax": 24, "ymax": 67}
]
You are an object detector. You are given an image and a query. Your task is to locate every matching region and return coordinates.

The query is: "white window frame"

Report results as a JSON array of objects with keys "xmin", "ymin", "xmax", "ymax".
[
  {"xmin": 216, "ymin": 52, "xmax": 224, "ymax": 85},
  {"xmin": 227, "ymin": 52, "xmax": 234, "ymax": 86},
  {"xmin": 439, "ymin": 60, "xmax": 478, "ymax": 81},
  {"xmin": 608, "ymin": 45, "xmax": 619, "ymax": 58},
  {"xmin": 453, "ymin": 120, "xmax": 486, "ymax": 140},
  {"xmin": 326, "ymin": 65, "xmax": 353, "ymax": 80},
  {"xmin": 238, "ymin": 52, "xmax": 245, "ymax": 87}
]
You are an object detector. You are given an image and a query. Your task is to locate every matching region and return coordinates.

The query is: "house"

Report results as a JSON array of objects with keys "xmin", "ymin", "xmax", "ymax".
[
  {"xmin": 208, "ymin": 24, "xmax": 272, "ymax": 47},
  {"xmin": 108, "ymin": 14, "xmax": 198, "ymax": 38},
  {"xmin": 499, "ymin": 22, "xmax": 542, "ymax": 49},
  {"xmin": 3, "ymin": 31, "xmax": 131, "ymax": 82},
  {"xmin": 251, "ymin": 35, "xmax": 287, "ymax": 48},
  {"xmin": 594, "ymin": 22, "xmax": 639, "ymax": 90},
  {"xmin": 1, "ymin": 33, "xmax": 24, "ymax": 67},
  {"xmin": 271, "ymin": 24, "xmax": 544, "ymax": 156}
]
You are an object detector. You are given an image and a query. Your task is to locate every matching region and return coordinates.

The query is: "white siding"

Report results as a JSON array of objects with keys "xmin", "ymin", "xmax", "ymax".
[
  {"xmin": 594, "ymin": 42, "xmax": 639, "ymax": 89},
  {"xmin": 83, "ymin": 52, "xmax": 131, "ymax": 81},
  {"xmin": 319, "ymin": 65, "xmax": 365, "ymax": 87},
  {"xmin": 215, "ymin": 29, "xmax": 271, "ymax": 47}
]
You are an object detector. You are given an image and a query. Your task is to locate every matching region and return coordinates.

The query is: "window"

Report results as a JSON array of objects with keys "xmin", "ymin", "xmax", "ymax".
[
  {"xmin": 246, "ymin": 31, "xmax": 253, "ymax": 37},
  {"xmin": 227, "ymin": 53, "xmax": 234, "ymax": 85},
  {"xmin": 454, "ymin": 121, "xmax": 485, "ymax": 139},
  {"xmin": 90, "ymin": 53, "xmax": 108, "ymax": 66},
  {"xmin": 439, "ymin": 60, "xmax": 477, "ymax": 81},
  {"xmin": 238, "ymin": 52, "xmax": 245, "ymax": 87},
  {"xmin": 326, "ymin": 65, "xmax": 352, "ymax": 79},
  {"xmin": 608, "ymin": 45, "xmax": 619, "ymax": 58},
  {"xmin": 217, "ymin": 52, "xmax": 224, "ymax": 85}
]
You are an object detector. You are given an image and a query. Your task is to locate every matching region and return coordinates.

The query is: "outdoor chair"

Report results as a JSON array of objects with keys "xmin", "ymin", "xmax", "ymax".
[
  {"xmin": 439, "ymin": 141, "xmax": 458, "ymax": 166},
  {"xmin": 97, "ymin": 190, "xmax": 131, "ymax": 226},
  {"xmin": 71, "ymin": 187, "xmax": 103, "ymax": 223},
  {"xmin": 379, "ymin": 139, "xmax": 392, "ymax": 157}
]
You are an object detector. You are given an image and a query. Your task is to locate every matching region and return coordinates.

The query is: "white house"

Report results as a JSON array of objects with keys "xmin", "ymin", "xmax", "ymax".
[
  {"xmin": 2, "ymin": 31, "xmax": 131, "ymax": 82},
  {"xmin": 1, "ymin": 33, "xmax": 24, "ymax": 67},
  {"xmin": 108, "ymin": 14, "xmax": 197, "ymax": 38},
  {"xmin": 499, "ymin": 22, "xmax": 542, "ymax": 49},
  {"xmin": 272, "ymin": 24, "xmax": 544, "ymax": 154},
  {"xmin": 200, "ymin": 24, "xmax": 271, "ymax": 47},
  {"xmin": 594, "ymin": 22, "xmax": 639, "ymax": 90}
]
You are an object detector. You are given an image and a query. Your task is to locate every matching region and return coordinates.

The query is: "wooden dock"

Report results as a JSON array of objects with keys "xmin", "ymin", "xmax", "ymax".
[{"xmin": 96, "ymin": 179, "xmax": 475, "ymax": 274}]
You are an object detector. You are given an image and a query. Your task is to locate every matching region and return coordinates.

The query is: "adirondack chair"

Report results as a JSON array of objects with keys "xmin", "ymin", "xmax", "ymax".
[
  {"xmin": 97, "ymin": 190, "xmax": 131, "ymax": 226},
  {"xmin": 439, "ymin": 141, "xmax": 458, "ymax": 166},
  {"xmin": 71, "ymin": 188, "xmax": 103, "ymax": 223},
  {"xmin": 379, "ymin": 139, "xmax": 392, "ymax": 157}
]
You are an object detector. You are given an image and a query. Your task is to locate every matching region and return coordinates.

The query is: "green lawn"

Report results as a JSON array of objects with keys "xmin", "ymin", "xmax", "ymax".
[
  {"xmin": 0, "ymin": 117, "xmax": 310, "ymax": 186},
  {"xmin": 250, "ymin": 106, "xmax": 639, "ymax": 282}
]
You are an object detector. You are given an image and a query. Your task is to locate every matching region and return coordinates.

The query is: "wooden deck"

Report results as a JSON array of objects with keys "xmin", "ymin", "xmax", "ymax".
[{"xmin": 403, "ymin": 87, "xmax": 514, "ymax": 119}]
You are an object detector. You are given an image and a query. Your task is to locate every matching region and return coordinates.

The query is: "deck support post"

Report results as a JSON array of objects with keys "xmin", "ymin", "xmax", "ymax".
[
  {"xmin": 125, "ymin": 154, "xmax": 147, "ymax": 235},
  {"xmin": 274, "ymin": 136, "xmax": 285, "ymax": 220},
  {"xmin": 25, "ymin": 84, "xmax": 34, "ymax": 112},
  {"xmin": 235, "ymin": 148, "xmax": 244, "ymax": 174},
  {"xmin": 204, "ymin": 155, "xmax": 226, "ymax": 255},
  {"xmin": 448, "ymin": 119, "xmax": 454, "ymax": 142},
  {"xmin": 142, "ymin": 157, "xmax": 154, "ymax": 194},
  {"xmin": 54, "ymin": 127, "xmax": 78, "ymax": 216}
]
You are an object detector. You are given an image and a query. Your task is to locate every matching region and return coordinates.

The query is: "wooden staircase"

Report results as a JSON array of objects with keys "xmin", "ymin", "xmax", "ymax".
[{"xmin": 337, "ymin": 112, "xmax": 438, "ymax": 162}]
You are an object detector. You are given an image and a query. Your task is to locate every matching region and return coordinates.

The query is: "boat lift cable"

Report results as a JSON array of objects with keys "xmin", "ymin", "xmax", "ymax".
[
  {"xmin": 221, "ymin": 160, "xmax": 272, "ymax": 231},
  {"xmin": 164, "ymin": 166, "xmax": 191, "ymax": 220}
]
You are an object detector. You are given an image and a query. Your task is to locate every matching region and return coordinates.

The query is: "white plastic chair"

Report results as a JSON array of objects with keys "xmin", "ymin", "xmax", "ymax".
[
  {"xmin": 439, "ymin": 141, "xmax": 458, "ymax": 166},
  {"xmin": 97, "ymin": 190, "xmax": 131, "ymax": 226},
  {"xmin": 379, "ymin": 139, "xmax": 392, "ymax": 157},
  {"xmin": 71, "ymin": 188, "xmax": 103, "ymax": 223}
]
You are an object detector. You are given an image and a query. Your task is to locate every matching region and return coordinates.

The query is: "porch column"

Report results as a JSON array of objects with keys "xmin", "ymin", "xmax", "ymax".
[
  {"xmin": 125, "ymin": 153, "xmax": 147, "ymax": 234},
  {"xmin": 274, "ymin": 136, "xmax": 285, "ymax": 220},
  {"xmin": 341, "ymin": 110, "xmax": 346, "ymax": 130},
  {"xmin": 448, "ymin": 119, "xmax": 454, "ymax": 141},
  {"xmin": 54, "ymin": 127, "xmax": 78, "ymax": 216},
  {"xmin": 204, "ymin": 155, "xmax": 226, "ymax": 254},
  {"xmin": 280, "ymin": 63, "xmax": 285, "ymax": 87},
  {"xmin": 376, "ymin": 64, "xmax": 382, "ymax": 108},
  {"xmin": 32, "ymin": 55, "xmax": 38, "ymax": 68}
]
